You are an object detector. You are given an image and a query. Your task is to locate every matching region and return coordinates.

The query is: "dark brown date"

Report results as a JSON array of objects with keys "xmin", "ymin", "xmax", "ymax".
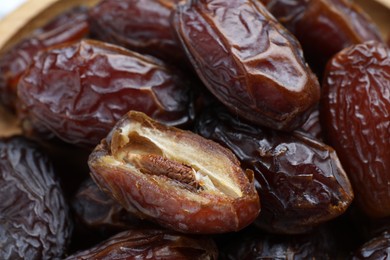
[
  {"xmin": 352, "ymin": 231, "xmax": 390, "ymax": 259},
  {"xmin": 172, "ymin": 0, "xmax": 320, "ymax": 131},
  {"xmin": 0, "ymin": 136, "xmax": 72, "ymax": 259},
  {"xmin": 320, "ymin": 41, "xmax": 390, "ymax": 218},
  {"xmin": 66, "ymin": 228, "xmax": 218, "ymax": 260},
  {"xmin": 89, "ymin": 0, "xmax": 185, "ymax": 63},
  {"xmin": 195, "ymin": 107, "xmax": 353, "ymax": 234},
  {"xmin": 72, "ymin": 177, "xmax": 145, "ymax": 232},
  {"xmin": 88, "ymin": 111, "xmax": 260, "ymax": 234},
  {"xmin": 0, "ymin": 6, "xmax": 89, "ymax": 111},
  {"xmin": 260, "ymin": 0, "xmax": 384, "ymax": 73},
  {"xmin": 17, "ymin": 39, "xmax": 193, "ymax": 148},
  {"xmin": 298, "ymin": 105, "xmax": 323, "ymax": 140}
]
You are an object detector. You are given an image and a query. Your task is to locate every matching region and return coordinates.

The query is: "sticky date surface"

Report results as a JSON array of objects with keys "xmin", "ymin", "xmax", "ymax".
[
  {"xmin": 172, "ymin": 0, "xmax": 320, "ymax": 131},
  {"xmin": 88, "ymin": 111, "xmax": 260, "ymax": 233},
  {"xmin": 321, "ymin": 41, "xmax": 390, "ymax": 218},
  {"xmin": 0, "ymin": 136, "xmax": 72, "ymax": 259},
  {"xmin": 66, "ymin": 228, "xmax": 218, "ymax": 259},
  {"xmin": 0, "ymin": 6, "xmax": 89, "ymax": 111},
  {"xmin": 17, "ymin": 39, "xmax": 192, "ymax": 148},
  {"xmin": 89, "ymin": 0, "xmax": 184, "ymax": 63},
  {"xmin": 196, "ymin": 107, "xmax": 353, "ymax": 234}
]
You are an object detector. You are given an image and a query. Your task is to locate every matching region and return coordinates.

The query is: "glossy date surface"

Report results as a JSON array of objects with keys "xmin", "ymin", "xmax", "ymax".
[
  {"xmin": 0, "ymin": 136, "xmax": 72, "ymax": 259},
  {"xmin": 0, "ymin": 6, "xmax": 89, "ymax": 111},
  {"xmin": 195, "ymin": 107, "xmax": 353, "ymax": 234},
  {"xmin": 66, "ymin": 228, "xmax": 218, "ymax": 260},
  {"xmin": 88, "ymin": 111, "xmax": 260, "ymax": 234},
  {"xmin": 172, "ymin": 0, "xmax": 320, "ymax": 131},
  {"xmin": 89, "ymin": 0, "xmax": 184, "ymax": 63},
  {"xmin": 320, "ymin": 41, "xmax": 390, "ymax": 218},
  {"xmin": 17, "ymin": 39, "xmax": 193, "ymax": 148},
  {"xmin": 260, "ymin": 0, "xmax": 384, "ymax": 73}
]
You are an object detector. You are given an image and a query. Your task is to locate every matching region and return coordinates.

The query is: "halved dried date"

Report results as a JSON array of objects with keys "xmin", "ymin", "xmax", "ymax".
[
  {"xmin": 0, "ymin": 136, "xmax": 72, "ymax": 259},
  {"xmin": 260, "ymin": 0, "xmax": 384, "ymax": 73},
  {"xmin": 17, "ymin": 39, "xmax": 193, "ymax": 148},
  {"xmin": 88, "ymin": 111, "xmax": 260, "ymax": 234},
  {"xmin": 89, "ymin": 0, "xmax": 185, "ymax": 63},
  {"xmin": 172, "ymin": 0, "xmax": 320, "ymax": 131},
  {"xmin": 66, "ymin": 228, "xmax": 218, "ymax": 259},
  {"xmin": 0, "ymin": 6, "xmax": 89, "ymax": 111},
  {"xmin": 195, "ymin": 107, "xmax": 353, "ymax": 234},
  {"xmin": 320, "ymin": 41, "xmax": 390, "ymax": 218}
]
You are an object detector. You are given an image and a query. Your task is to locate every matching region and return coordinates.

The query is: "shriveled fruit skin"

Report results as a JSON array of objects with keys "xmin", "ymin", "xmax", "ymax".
[
  {"xmin": 0, "ymin": 6, "xmax": 89, "ymax": 111},
  {"xmin": 195, "ymin": 107, "xmax": 353, "ymax": 234},
  {"xmin": 17, "ymin": 39, "xmax": 192, "ymax": 148},
  {"xmin": 89, "ymin": 0, "xmax": 185, "ymax": 63},
  {"xmin": 0, "ymin": 136, "xmax": 72, "ymax": 259},
  {"xmin": 66, "ymin": 228, "xmax": 218, "ymax": 260},
  {"xmin": 88, "ymin": 111, "xmax": 260, "ymax": 234},
  {"xmin": 260, "ymin": 0, "xmax": 384, "ymax": 73},
  {"xmin": 321, "ymin": 41, "xmax": 390, "ymax": 218},
  {"xmin": 352, "ymin": 231, "xmax": 390, "ymax": 260},
  {"xmin": 172, "ymin": 0, "xmax": 320, "ymax": 131}
]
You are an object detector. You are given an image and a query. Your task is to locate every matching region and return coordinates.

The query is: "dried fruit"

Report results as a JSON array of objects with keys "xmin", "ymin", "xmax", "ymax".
[
  {"xmin": 89, "ymin": 0, "xmax": 185, "ymax": 63},
  {"xmin": 0, "ymin": 136, "xmax": 72, "ymax": 259},
  {"xmin": 298, "ymin": 105, "xmax": 323, "ymax": 140},
  {"xmin": 260, "ymin": 0, "xmax": 384, "ymax": 73},
  {"xmin": 88, "ymin": 111, "xmax": 260, "ymax": 233},
  {"xmin": 0, "ymin": 6, "xmax": 89, "ymax": 111},
  {"xmin": 352, "ymin": 231, "xmax": 390, "ymax": 259},
  {"xmin": 66, "ymin": 228, "xmax": 218, "ymax": 259},
  {"xmin": 17, "ymin": 39, "xmax": 193, "ymax": 148},
  {"xmin": 195, "ymin": 106, "xmax": 353, "ymax": 234},
  {"xmin": 172, "ymin": 0, "xmax": 320, "ymax": 131},
  {"xmin": 321, "ymin": 41, "xmax": 390, "ymax": 218}
]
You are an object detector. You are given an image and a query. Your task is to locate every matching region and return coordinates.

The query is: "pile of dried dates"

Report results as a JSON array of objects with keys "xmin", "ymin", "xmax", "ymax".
[{"xmin": 0, "ymin": 0, "xmax": 389, "ymax": 259}]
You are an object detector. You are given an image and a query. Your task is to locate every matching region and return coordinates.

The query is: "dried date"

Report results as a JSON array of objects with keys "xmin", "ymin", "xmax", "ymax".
[
  {"xmin": 0, "ymin": 6, "xmax": 89, "ymax": 111},
  {"xmin": 172, "ymin": 0, "xmax": 320, "ymax": 131},
  {"xmin": 88, "ymin": 111, "xmax": 260, "ymax": 233},
  {"xmin": 17, "ymin": 39, "xmax": 193, "ymax": 148},
  {"xmin": 195, "ymin": 107, "xmax": 353, "ymax": 234},
  {"xmin": 66, "ymin": 228, "xmax": 218, "ymax": 259},
  {"xmin": 0, "ymin": 136, "xmax": 72, "ymax": 259},
  {"xmin": 320, "ymin": 41, "xmax": 390, "ymax": 218},
  {"xmin": 89, "ymin": 0, "xmax": 185, "ymax": 63},
  {"xmin": 352, "ymin": 231, "xmax": 390, "ymax": 259},
  {"xmin": 260, "ymin": 0, "xmax": 384, "ymax": 73}
]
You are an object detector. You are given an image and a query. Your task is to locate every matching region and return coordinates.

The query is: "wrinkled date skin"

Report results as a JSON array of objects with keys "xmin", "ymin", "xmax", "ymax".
[
  {"xmin": 298, "ymin": 105, "xmax": 323, "ymax": 140},
  {"xmin": 352, "ymin": 231, "xmax": 390, "ymax": 259},
  {"xmin": 0, "ymin": 6, "xmax": 89, "ymax": 111},
  {"xmin": 17, "ymin": 39, "xmax": 193, "ymax": 148},
  {"xmin": 321, "ymin": 41, "xmax": 390, "ymax": 218},
  {"xmin": 260, "ymin": 0, "xmax": 384, "ymax": 73},
  {"xmin": 195, "ymin": 107, "xmax": 353, "ymax": 234},
  {"xmin": 72, "ymin": 177, "xmax": 145, "ymax": 232},
  {"xmin": 172, "ymin": 0, "xmax": 320, "ymax": 131},
  {"xmin": 89, "ymin": 0, "xmax": 185, "ymax": 63},
  {"xmin": 88, "ymin": 111, "xmax": 260, "ymax": 234},
  {"xmin": 66, "ymin": 228, "xmax": 218, "ymax": 260},
  {"xmin": 0, "ymin": 136, "xmax": 72, "ymax": 259}
]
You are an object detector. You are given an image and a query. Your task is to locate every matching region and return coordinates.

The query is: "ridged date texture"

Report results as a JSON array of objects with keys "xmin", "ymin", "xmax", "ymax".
[
  {"xmin": 66, "ymin": 228, "xmax": 218, "ymax": 260},
  {"xmin": 321, "ymin": 41, "xmax": 390, "ymax": 218},
  {"xmin": 260, "ymin": 0, "xmax": 384, "ymax": 73},
  {"xmin": 0, "ymin": 6, "xmax": 89, "ymax": 111},
  {"xmin": 352, "ymin": 231, "xmax": 390, "ymax": 260},
  {"xmin": 17, "ymin": 39, "xmax": 192, "ymax": 148},
  {"xmin": 89, "ymin": 0, "xmax": 184, "ymax": 63},
  {"xmin": 172, "ymin": 0, "xmax": 320, "ymax": 131},
  {"xmin": 88, "ymin": 111, "xmax": 260, "ymax": 234},
  {"xmin": 0, "ymin": 136, "xmax": 72, "ymax": 259},
  {"xmin": 195, "ymin": 107, "xmax": 353, "ymax": 234}
]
